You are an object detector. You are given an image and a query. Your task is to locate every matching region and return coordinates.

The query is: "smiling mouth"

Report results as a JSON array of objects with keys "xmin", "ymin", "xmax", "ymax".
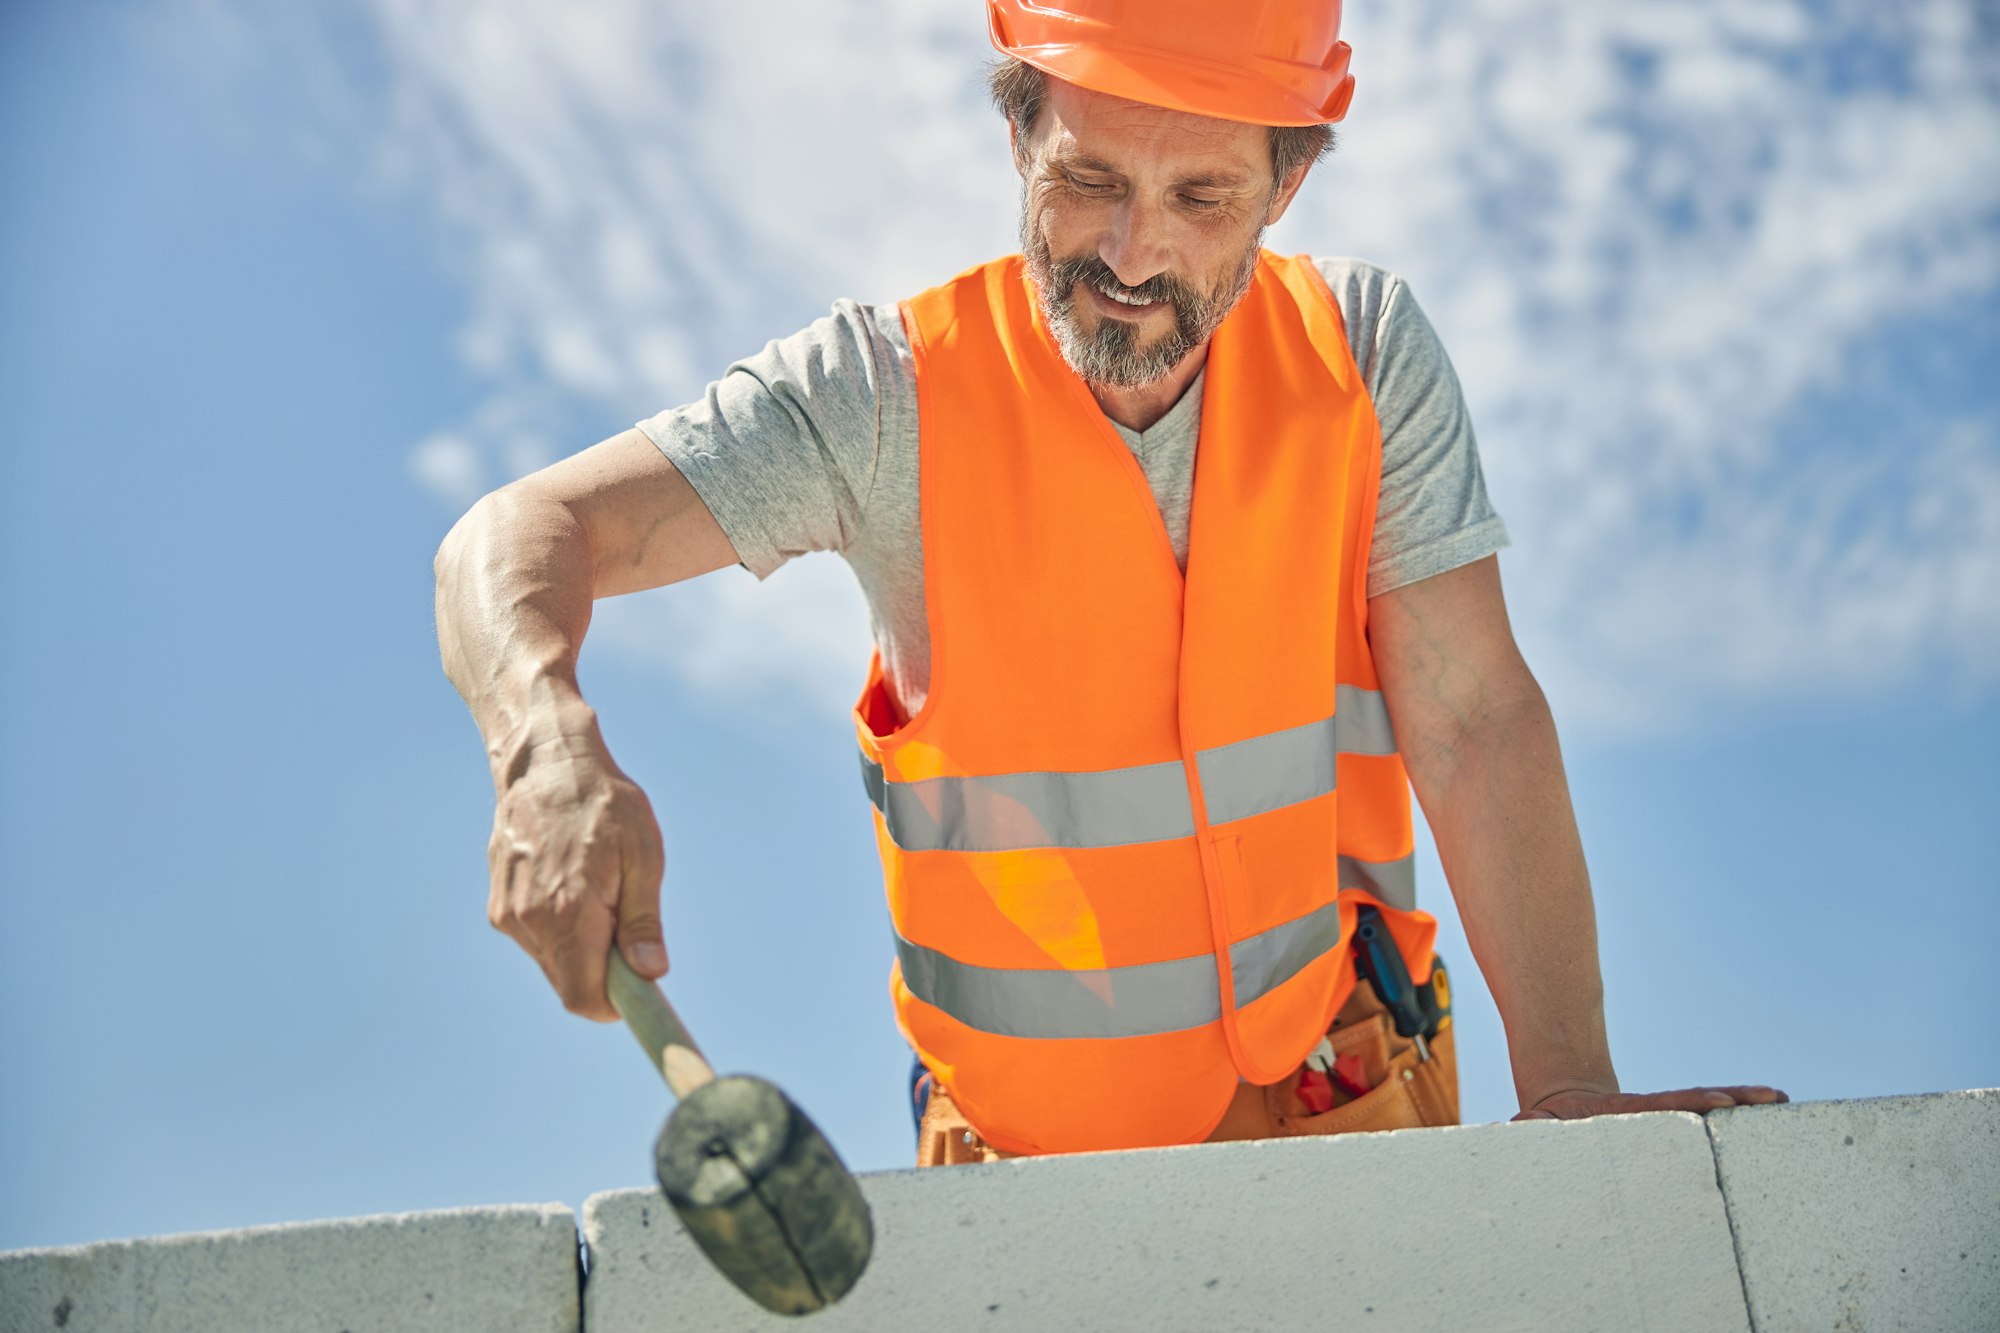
[{"xmin": 1088, "ymin": 284, "xmax": 1164, "ymax": 315}]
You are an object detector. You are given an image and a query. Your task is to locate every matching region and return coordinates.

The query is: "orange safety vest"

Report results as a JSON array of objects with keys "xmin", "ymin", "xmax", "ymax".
[{"xmin": 853, "ymin": 251, "xmax": 1439, "ymax": 1156}]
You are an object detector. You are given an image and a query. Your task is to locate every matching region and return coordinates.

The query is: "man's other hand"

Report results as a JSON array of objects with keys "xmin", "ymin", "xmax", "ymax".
[
  {"xmin": 1513, "ymin": 1084, "xmax": 1789, "ymax": 1121},
  {"xmin": 485, "ymin": 729, "xmax": 668, "ymax": 1022}
]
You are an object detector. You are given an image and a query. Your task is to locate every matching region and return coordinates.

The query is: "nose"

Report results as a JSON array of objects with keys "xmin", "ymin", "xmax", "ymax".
[{"xmin": 1098, "ymin": 195, "xmax": 1172, "ymax": 292}]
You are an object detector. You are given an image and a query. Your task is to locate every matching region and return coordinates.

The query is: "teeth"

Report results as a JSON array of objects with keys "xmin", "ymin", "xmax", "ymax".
[{"xmin": 1098, "ymin": 285, "xmax": 1152, "ymax": 306}]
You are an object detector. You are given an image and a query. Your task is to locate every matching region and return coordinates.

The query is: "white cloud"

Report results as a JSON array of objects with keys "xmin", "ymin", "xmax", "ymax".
[
  {"xmin": 268, "ymin": 0, "xmax": 2000, "ymax": 734},
  {"xmin": 591, "ymin": 557, "xmax": 877, "ymax": 720},
  {"xmin": 1280, "ymin": 0, "xmax": 2000, "ymax": 728},
  {"xmin": 406, "ymin": 431, "xmax": 484, "ymax": 509}
]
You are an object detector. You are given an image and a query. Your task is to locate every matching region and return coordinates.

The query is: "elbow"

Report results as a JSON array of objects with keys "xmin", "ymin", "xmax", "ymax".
[
  {"xmin": 1396, "ymin": 660, "xmax": 1554, "ymax": 801},
  {"xmin": 1484, "ymin": 665, "xmax": 1553, "ymax": 733},
  {"xmin": 432, "ymin": 524, "xmax": 460, "ymax": 589},
  {"xmin": 433, "ymin": 490, "xmax": 491, "ymax": 586},
  {"xmin": 432, "ymin": 485, "xmax": 528, "ymax": 586},
  {"xmin": 1452, "ymin": 664, "xmax": 1557, "ymax": 763},
  {"xmin": 431, "ymin": 489, "xmax": 511, "ymax": 668}
]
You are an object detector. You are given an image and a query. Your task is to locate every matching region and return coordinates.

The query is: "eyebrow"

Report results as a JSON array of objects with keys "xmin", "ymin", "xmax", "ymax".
[
  {"xmin": 1174, "ymin": 170, "xmax": 1255, "ymax": 191},
  {"xmin": 1050, "ymin": 151, "xmax": 1256, "ymax": 193}
]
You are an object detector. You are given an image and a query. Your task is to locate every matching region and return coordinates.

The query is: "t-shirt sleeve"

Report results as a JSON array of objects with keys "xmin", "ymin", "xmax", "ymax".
[
  {"xmin": 1346, "ymin": 268, "xmax": 1511, "ymax": 598},
  {"xmin": 633, "ymin": 300, "xmax": 897, "ymax": 580}
]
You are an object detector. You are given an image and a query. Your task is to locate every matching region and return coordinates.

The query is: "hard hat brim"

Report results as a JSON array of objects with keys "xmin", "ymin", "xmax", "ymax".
[{"xmin": 989, "ymin": 6, "xmax": 1354, "ymax": 127}]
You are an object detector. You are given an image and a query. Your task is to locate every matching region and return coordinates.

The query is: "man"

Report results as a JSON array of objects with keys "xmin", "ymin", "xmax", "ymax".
[{"xmin": 434, "ymin": 0, "xmax": 1784, "ymax": 1165}]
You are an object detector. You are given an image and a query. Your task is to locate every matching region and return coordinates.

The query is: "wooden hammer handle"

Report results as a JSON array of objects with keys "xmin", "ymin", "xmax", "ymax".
[{"xmin": 606, "ymin": 949, "xmax": 716, "ymax": 1099}]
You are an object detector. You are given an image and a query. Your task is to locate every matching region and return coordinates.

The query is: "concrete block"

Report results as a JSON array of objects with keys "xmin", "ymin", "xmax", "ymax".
[
  {"xmin": 0, "ymin": 1203, "xmax": 580, "ymax": 1333},
  {"xmin": 583, "ymin": 1114, "xmax": 1748, "ymax": 1332},
  {"xmin": 1707, "ymin": 1088, "xmax": 1999, "ymax": 1333}
]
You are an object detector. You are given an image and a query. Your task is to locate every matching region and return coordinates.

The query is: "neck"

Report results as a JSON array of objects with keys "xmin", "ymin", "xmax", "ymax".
[{"xmin": 1089, "ymin": 341, "xmax": 1210, "ymax": 433}]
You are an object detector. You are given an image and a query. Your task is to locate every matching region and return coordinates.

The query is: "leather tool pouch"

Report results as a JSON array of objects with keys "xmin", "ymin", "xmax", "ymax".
[
  {"xmin": 1263, "ymin": 967, "xmax": 1460, "ymax": 1137},
  {"xmin": 917, "ymin": 1080, "xmax": 1014, "ymax": 1167}
]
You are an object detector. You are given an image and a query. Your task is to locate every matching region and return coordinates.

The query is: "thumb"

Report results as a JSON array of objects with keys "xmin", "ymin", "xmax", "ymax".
[{"xmin": 615, "ymin": 830, "xmax": 669, "ymax": 979}]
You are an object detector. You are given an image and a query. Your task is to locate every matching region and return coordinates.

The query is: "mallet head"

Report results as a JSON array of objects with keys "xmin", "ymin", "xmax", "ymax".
[{"xmin": 654, "ymin": 1074, "xmax": 874, "ymax": 1315}]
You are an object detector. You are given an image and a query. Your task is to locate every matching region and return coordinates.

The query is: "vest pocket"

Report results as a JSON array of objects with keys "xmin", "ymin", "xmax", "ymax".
[{"xmin": 1214, "ymin": 830, "xmax": 1245, "ymax": 886}]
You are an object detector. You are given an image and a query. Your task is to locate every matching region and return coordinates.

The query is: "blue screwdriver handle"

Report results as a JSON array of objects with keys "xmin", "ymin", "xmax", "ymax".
[{"xmin": 1354, "ymin": 905, "xmax": 1430, "ymax": 1041}]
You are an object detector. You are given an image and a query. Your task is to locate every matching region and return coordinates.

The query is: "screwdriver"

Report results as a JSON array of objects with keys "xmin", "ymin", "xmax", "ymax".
[{"xmin": 1353, "ymin": 904, "xmax": 1432, "ymax": 1062}]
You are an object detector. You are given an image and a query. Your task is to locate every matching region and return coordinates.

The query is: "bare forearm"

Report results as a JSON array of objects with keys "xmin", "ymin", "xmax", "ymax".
[
  {"xmin": 433, "ymin": 435, "xmax": 737, "ymax": 1015},
  {"xmin": 434, "ymin": 487, "xmax": 608, "ymax": 793},
  {"xmin": 1374, "ymin": 560, "xmax": 1782, "ymax": 1121},
  {"xmin": 1420, "ymin": 685, "xmax": 1616, "ymax": 1109}
]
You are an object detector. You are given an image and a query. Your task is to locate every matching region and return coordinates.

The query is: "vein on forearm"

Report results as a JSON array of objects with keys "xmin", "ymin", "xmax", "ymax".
[{"xmin": 435, "ymin": 488, "xmax": 602, "ymax": 788}]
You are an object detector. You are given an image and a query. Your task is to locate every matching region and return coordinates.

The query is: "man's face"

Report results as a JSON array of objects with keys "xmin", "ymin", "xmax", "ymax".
[{"xmin": 1016, "ymin": 79, "xmax": 1305, "ymax": 389}]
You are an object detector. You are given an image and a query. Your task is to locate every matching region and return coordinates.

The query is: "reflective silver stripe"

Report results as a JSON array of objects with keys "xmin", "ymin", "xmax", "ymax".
[
  {"xmin": 1227, "ymin": 900, "xmax": 1344, "ymax": 1010},
  {"xmin": 890, "ymin": 856, "xmax": 1417, "ymax": 1037},
  {"xmin": 896, "ymin": 932, "xmax": 1221, "ymax": 1039},
  {"xmin": 862, "ymin": 687, "xmax": 1397, "ymax": 852},
  {"xmin": 859, "ymin": 751, "xmax": 888, "ymax": 814},
  {"xmin": 1331, "ymin": 682, "xmax": 1398, "ymax": 756},
  {"xmin": 1196, "ymin": 715, "xmax": 1338, "ymax": 825},
  {"xmin": 896, "ymin": 901, "xmax": 1347, "ymax": 1040},
  {"xmin": 859, "ymin": 754, "xmax": 1193, "ymax": 853},
  {"xmin": 1339, "ymin": 853, "xmax": 1417, "ymax": 911}
]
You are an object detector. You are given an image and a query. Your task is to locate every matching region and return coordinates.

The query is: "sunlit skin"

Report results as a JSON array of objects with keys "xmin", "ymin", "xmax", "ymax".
[{"xmin": 1013, "ymin": 80, "xmax": 1311, "ymax": 432}]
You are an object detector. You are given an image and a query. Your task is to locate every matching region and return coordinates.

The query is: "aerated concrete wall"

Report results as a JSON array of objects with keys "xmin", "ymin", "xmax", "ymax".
[
  {"xmin": 1708, "ymin": 1088, "xmax": 1997, "ymax": 1332},
  {"xmin": 585, "ymin": 1111, "xmax": 1751, "ymax": 1331},
  {"xmin": 0, "ymin": 1203, "xmax": 580, "ymax": 1333},
  {"xmin": 3, "ymin": 1090, "xmax": 1991, "ymax": 1332}
]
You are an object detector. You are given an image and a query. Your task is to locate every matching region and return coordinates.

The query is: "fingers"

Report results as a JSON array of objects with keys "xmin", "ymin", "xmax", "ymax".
[
  {"xmin": 614, "ymin": 807, "xmax": 669, "ymax": 980},
  {"xmin": 1519, "ymin": 1084, "xmax": 1792, "ymax": 1122},
  {"xmin": 543, "ymin": 904, "xmax": 620, "ymax": 1022},
  {"xmin": 1637, "ymin": 1085, "xmax": 1789, "ymax": 1112},
  {"xmin": 484, "ymin": 774, "xmax": 668, "ymax": 1023},
  {"xmin": 1624, "ymin": 1088, "xmax": 1747, "ymax": 1114},
  {"xmin": 503, "ymin": 850, "xmax": 620, "ymax": 1022},
  {"xmin": 484, "ymin": 811, "xmax": 617, "ymax": 1021}
]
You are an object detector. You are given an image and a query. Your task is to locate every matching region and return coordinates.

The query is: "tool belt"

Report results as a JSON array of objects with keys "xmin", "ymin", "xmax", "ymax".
[{"xmin": 917, "ymin": 920, "xmax": 1459, "ymax": 1167}]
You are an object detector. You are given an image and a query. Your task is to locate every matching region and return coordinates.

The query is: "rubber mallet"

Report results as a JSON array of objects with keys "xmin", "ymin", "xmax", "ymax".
[{"xmin": 605, "ymin": 950, "xmax": 874, "ymax": 1315}]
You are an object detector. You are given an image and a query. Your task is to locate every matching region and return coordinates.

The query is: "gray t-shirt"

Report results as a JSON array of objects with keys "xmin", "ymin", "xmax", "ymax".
[{"xmin": 638, "ymin": 255, "xmax": 1509, "ymax": 720}]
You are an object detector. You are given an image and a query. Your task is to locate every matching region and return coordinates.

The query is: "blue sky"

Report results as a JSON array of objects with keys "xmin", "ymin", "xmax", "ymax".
[{"xmin": 2, "ymin": 1, "xmax": 1995, "ymax": 1253}]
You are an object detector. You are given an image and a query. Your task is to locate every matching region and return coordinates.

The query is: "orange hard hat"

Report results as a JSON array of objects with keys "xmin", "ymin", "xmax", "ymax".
[{"xmin": 986, "ymin": 0, "xmax": 1356, "ymax": 126}]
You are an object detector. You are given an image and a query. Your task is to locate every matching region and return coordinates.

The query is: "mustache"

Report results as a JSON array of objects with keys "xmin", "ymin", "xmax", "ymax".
[{"xmin": 1045, "ymin": 254, "xmax": 1204, "ymax": 314}]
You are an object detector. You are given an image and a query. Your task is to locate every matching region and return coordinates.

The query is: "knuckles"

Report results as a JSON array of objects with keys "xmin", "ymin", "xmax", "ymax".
[
  {"xmin": 558, "ymin": 989, "xmax": 604, "ymax": 1018},
  {"xmin": 481, "ymin": 768, "xmax": 665, "ymax": 1020}
]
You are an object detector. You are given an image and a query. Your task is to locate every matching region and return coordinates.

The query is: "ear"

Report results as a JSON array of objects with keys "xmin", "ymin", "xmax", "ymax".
[{"xmin": 1265, "ymin": 162, "xmax": 1313, "ymax": 227}]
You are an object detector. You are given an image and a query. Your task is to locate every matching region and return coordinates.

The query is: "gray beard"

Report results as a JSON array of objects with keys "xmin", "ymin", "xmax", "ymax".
[{"xmin": 1021, "ymin": 203, "xmax": 1264, "ymax": 389}]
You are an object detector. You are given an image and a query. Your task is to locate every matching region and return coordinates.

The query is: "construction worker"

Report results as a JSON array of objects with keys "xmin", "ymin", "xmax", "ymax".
[{"xmin": 434, "ymin": 0, "xmax": 1786, "ymax": 1164}]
